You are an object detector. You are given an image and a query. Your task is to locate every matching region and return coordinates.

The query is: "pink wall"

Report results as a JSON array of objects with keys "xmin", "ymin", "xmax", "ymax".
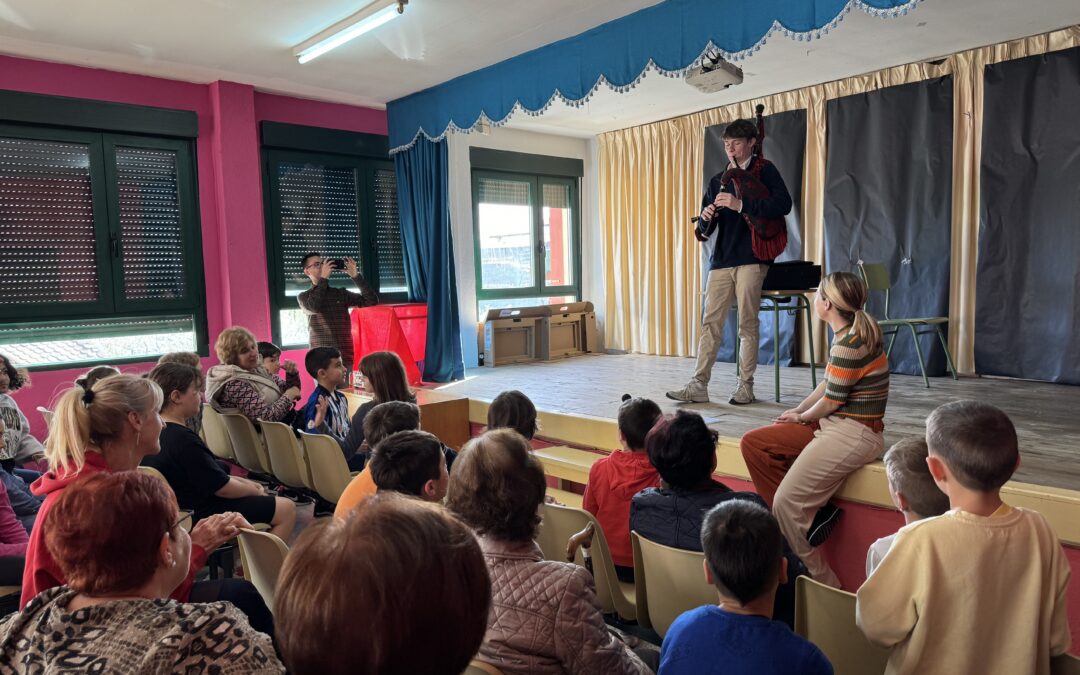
[{"xmin": 0, "ymin": 55, "xmax": 387, "ymax": 427}]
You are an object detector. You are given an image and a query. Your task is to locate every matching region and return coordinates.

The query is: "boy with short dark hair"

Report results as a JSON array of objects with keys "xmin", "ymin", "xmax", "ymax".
[
  {"xmin": 257, "ymin": 341, "xmax": 282, "ymax": 376},
  {"xmin": 582, "ymin": 395, "xmax": 662, "ymax": 581},
  {"xmin": 369, "ymin": 430, "xmax": 448, "ymax": 502},
  {"xmin": 866, "ymin": 437, "xmax": 949, "ymax": 575},
  {"xmin": 302, "ymin": 347, "xmax": 359, "ymax": 469},
  {"xmin": 334, "ymin": 401, "xmax": 422, "ymax": 519},
  {"xmin": 857, "ymin": 400, "xmax": 1071, "ymax": 675},
  {"xmin": 660, "ymin": 500, "xmax": 832, "ymax": 675}
]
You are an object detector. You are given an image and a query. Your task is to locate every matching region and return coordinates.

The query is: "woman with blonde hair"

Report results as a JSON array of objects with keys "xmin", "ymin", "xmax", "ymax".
[
  {"xmin": 740, "ymin": 271, "xmax": 889, "ymax": 588},
  {"xmin": 205, "ymin": 326, "xmax": 301, "ymax": 423},
  {"xmin": 19, "ymin": 374, "xmax": 273, "ymax": 635}
]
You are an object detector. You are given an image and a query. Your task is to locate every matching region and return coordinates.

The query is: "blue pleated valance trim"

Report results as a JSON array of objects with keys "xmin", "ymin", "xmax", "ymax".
[{"xmin": 387, "ymin": 0, "xmax": 923, "ymax": 152}]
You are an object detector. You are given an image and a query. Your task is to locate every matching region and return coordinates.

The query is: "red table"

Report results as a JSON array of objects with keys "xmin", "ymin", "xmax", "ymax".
[{"xmin": 349, "ymin": 303, "xmax": 428, "ymax": 385}]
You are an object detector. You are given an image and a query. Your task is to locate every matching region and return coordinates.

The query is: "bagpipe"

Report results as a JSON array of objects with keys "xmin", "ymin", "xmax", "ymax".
[{"xmin": 692, "ymin": 104, "xmax": 789, "ymax": 260}]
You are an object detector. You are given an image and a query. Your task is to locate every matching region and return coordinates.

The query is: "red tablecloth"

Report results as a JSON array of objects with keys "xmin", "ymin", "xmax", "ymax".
[{"xmin": 349, "ymin": 303, "xmax": 428, "ymax": 385}]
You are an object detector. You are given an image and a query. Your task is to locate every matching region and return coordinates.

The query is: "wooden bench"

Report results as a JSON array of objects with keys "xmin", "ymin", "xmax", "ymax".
[
  {"xmin": 532, "ymin": 445, "xmax": 601, "ymax": 487},
  {"xmin": 547, "ymin": 487, "xmax": 584, "ymax": 509}
]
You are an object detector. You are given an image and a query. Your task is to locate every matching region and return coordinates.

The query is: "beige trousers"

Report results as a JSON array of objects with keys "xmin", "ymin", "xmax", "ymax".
[
  {"xmin": 692, "ymin": 264, "xmax": 769, "ymax": 386},
  {"xmin": 771, "ymin": 416, "xmax": 884, "ymax": 587}
]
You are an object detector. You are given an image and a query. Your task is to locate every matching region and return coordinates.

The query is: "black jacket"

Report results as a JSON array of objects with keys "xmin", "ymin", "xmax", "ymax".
[{"xmin": 701, "ymin": 159, "xmax": 792, "ymax": 269}]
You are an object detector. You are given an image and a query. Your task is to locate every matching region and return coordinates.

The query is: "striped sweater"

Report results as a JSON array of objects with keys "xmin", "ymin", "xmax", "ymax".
[{"xmin": 824, "ymin": 330, "xmax": 889, "ymax": 422}]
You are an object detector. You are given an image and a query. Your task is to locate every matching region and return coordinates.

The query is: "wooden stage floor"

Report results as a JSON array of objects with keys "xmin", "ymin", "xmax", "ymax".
[{"xmin": 437, "ymin": 353, "xmax": 1080, "ymax": 492}]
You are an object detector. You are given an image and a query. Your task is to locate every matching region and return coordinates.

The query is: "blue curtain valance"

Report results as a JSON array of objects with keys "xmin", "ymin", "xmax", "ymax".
[{"xmin": 387, "ymin": 0, "xmax": 922, "ymax": 152}]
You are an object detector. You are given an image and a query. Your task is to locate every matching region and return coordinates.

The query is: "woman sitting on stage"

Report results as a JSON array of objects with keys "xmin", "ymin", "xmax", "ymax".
[
  {"xmin": 0, "ymin": 472, "xmax": 282, "ymax": 673},
  {"xmin": 205, "ymin": 326, "xmax": 301, "ymax": 423},
  {"xmin": 740, "ymin": 271, "xmax": 889, "ymax": 588}
]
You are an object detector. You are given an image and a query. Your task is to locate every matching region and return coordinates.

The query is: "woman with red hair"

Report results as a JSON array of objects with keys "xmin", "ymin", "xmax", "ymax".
[{"xmin": 0, "ymin": 471, "xmax": 282, "ymax": 672}]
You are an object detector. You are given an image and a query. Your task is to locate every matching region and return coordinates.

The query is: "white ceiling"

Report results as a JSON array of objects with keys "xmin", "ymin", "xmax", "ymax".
[{"xmin": 0, "ymin": 0, "xmax": 1078, "ymax": 138}]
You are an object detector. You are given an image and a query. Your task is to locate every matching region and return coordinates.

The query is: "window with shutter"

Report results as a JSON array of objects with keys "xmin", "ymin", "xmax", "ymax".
[
  {"xmin": 0, "ymin": 135, "xmax": 106, "ymax": 312},
  {"xmin": 263, "ymin": 147, "xmax": 408, "ymax": 347},
  {"xmin": 0, "ymin": 124, "xmax": 205, "ymax": 368}
]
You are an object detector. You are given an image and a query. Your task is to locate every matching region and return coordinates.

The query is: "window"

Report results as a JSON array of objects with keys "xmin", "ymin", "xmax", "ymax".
[
  {"xmin": 261, "ymin": 123, "xmax": 407, "ymax": 348},
  {"xmin": 0, "ymin": 125, "xmax": 205, "ymax": 368},
  {"xmin": 472, "ymin": 169, "xmax": 580, "ymax": 315}
]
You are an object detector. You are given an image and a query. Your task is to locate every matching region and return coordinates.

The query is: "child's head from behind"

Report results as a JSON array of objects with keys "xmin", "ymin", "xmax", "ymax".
[
  {"xmin": 363, "ymin": 401, "xmax": 421, "ymax": 449},
  {"xmin": 701, "ymin": 500, "xmax": 784, "ymax": 607},
  {"xmin": 305, "ymin": 347, "xmax": 345, "ymax": 387},
  {"xmin": 883, "ymin": 438, "xmax": 949, "ymax": 519},
  {"xmin": 359, "ymin": 351, "xmax": 412, "ymax": 403},
  {"xmin": 617, "ymin": 394, "xmax": 662, "ymax": 451},
  {"xmin": 645, "ymin": 410, "xmax": 718, "ymax": 489},
  {"xmin": 487, "ymin": 390, "xmax": 537, "ymax": 441},
  {"xmin": 257, "ymin": 341, "xmax": 282, "ymax": 373},
  {"xmin": 157, "ymin": 352, "xmax": 201, "ymax": 370},
  {"xmin": 74, "ymin": 366, "xmax": 121, "ymax": 392},
  {"xmin": 926, "ymin": 400, "xmax": 1018, "ymax": 493},
  {"xmin": 370, "ymin": 430, "xmax": 448, "ymax": 502}
]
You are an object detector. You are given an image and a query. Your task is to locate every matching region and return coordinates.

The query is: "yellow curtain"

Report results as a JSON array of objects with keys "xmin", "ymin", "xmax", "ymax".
[{"xmin": 600, "ymin": 26, "xmax": 1080, "ymax": 372}]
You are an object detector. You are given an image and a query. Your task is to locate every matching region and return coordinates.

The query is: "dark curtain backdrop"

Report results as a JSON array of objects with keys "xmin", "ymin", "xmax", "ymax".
[
  {"xmin": 394, "ymin": 138, "xmax": 464, "ymax": 382},
  {"xmin": 976, "ymin": 46, "xmax": 1080, "ymax": 384},
  {"xmin": 823, "ymin": 76, "xmax": 954, "ymax": 376},
  {"xmin": 702, "ymin": 108, "xmax": 806, "ymax": 366}
]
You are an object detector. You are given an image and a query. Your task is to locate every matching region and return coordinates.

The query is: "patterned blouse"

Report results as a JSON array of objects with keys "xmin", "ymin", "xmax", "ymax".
[
  {"xmin": 0, "ymin": 586, "xmax": 284, "ymax": 674},
  {"xmin": 217, "ymin": 369, "xmax": 301, "ymax": 423}
]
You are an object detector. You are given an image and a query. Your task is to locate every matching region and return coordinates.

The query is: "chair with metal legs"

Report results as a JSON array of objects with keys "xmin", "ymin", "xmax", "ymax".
[{"xmin": 857, "ymin": 262, "xmax": 957, "ymax": 388}]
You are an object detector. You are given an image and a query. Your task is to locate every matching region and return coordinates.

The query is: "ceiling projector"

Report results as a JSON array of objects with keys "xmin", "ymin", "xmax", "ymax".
[{"xmin": 684, "ymin": 56, "xmax": 744, "ymax": 93}]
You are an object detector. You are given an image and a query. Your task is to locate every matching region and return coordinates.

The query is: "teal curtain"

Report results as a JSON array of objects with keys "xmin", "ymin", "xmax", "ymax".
[{"xmin": 395, "ymin": 138, "xmax": 464, "ymax": 382}]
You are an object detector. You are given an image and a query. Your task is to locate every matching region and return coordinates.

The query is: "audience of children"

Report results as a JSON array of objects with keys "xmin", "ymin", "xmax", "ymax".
[
  {"xmin": 583, "ymin": 394, "xmax": 662, "ymax": 582},
  {"xmin": 630, "ymin": 409, "xmax": 804, "ymax": 626},
  {"xmin": 446, "ymin": 428, "xmax": 653, "ymax": 675},
  {"xmin": 333, "ymin": 400, "xmax": 421, "ymax": 518},
  {"xmin": 660, "ymin": 500, "xmax": 833, "ymax": 675},
  {"xmin": 144, "ymin": 363, "xmax": 296, "ymax": 540},
  {"xmin": 857, "ymin": 400, "xmax": 1072, "ymax": 674},
  {"xmin": 487, "ymin": 389, "xmax": 538, "ymax": 440},
  {"xmin": 301, "ymin": 347, "xmax": 362, "ymax": 470},
  {"xmin": 369, "ymin": 429, "xmax": 449, "ymax": 502},
  {"xmin": 5, "ymin": 326, "xmax": 1076, "ymax": 675},
  {"xmin": 275, "ymin": 493, "xmax": 489, "ymax": 675},
  {"xmin": 342, "ymin": 350, "xmax": 416, "ymax": 454},
  {"xmin": 206, "ymin": 328, "xmax": 301, "ymax": 423},
  {"xmin": 19, "ymin": 374, "xmax": 274, "ymax": 637},
  {"xmin": 0, "ymin": 472, "xmax": 282, "ymax": 673},
  {"xmin": 866, "ymin": 437, "xmax": 950, "ymax": 576}
]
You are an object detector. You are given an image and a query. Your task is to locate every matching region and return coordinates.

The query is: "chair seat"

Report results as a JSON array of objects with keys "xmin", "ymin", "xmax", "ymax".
[{"xmin": 878, "ymin": 317, "xmax": 948, "ymax": 327}]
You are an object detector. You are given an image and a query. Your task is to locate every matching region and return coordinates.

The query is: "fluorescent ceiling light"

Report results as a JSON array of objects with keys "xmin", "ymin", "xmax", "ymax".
[{"xmin": 295, "ymin": 0, "xmax": 407, "ymax": 64}]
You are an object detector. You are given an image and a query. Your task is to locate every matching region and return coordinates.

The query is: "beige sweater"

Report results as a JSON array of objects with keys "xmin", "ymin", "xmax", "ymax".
[{"xmin": 856, "ymin": 505, "xmax": 1071, "ymax": 675}]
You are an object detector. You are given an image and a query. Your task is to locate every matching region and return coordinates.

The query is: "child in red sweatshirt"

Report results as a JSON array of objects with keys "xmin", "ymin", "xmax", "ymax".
[{"xmin": 582, "ymin": 395, "xmax": 662, "ymax": 582}]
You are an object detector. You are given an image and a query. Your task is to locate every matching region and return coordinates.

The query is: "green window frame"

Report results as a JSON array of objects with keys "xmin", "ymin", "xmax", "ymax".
[
  {"xmin": 262, "ymin": 140, "xmax": 408, "ymax": 348},
  {"xmin": 471, "ymin": 168, "xmax": 582, "ymax": 311},
  {"xmin": 0, "ymin": 119, "xmax": 207, "ymax": 370}
]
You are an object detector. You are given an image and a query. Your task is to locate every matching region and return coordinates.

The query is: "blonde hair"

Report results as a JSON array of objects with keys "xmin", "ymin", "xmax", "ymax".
[
  {"xmin": 47, "ymin": 374, "xmax": 163, "ymax": 477},
  {"xmin": 215, "ymin": 326, "xmax": 257, "ymax": 366},
  {"xmin": 820, "ymin": 272, "xmax": 883, "ymax": 355}
]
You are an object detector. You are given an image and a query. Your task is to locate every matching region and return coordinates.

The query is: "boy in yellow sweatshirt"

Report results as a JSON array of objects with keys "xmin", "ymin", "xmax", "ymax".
[{"xmin": 856, "ymin": 400, "xmax": 1071, "ymax": 675}]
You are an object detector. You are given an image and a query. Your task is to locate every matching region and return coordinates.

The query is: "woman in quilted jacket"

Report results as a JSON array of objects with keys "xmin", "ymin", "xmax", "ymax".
[{"xmin": 446, "ymin": 428, "xmax": 652, "ymax": 675}]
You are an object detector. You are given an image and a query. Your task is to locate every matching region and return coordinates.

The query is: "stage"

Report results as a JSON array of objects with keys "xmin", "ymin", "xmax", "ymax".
[{"xmin": 437, "ymin": 353, "xmax": 1080, "ymax": 492}]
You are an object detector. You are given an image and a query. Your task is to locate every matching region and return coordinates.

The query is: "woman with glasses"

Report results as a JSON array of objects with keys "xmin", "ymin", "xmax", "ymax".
[
  {"xmin": 740, "ymin": 271, "xmax": 889, "ymax": 588},
  {"xmin": 0, "ymin": 471, "xmax": 283, "ymax": 673}
]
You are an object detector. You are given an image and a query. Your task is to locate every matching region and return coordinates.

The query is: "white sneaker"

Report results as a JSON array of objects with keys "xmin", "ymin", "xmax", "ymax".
[
  {"xmin": 665, "ymin": 382, "xmax": 710, "ymax": 403},
  {"xmin": 729, "ymin": 381, "xmax": 755, "ymax": 405}
]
